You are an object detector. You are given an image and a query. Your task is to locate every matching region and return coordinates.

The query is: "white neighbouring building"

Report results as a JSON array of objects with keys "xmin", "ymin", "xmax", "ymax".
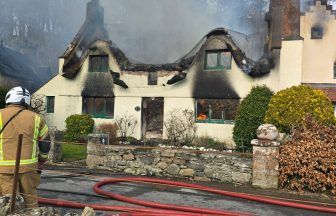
[{"xmin": 34, "ymin": 0, "xmax": 336, "ymax": 144}]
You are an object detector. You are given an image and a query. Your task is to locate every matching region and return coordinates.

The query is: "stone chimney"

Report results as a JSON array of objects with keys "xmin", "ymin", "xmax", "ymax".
[
  {"xmin": 267, "ymin": 0, "xmax": 301, "ymax": 50},
  {"xmin": 86, "ymin": 0, "xmax": 104, "ymax": 24}
]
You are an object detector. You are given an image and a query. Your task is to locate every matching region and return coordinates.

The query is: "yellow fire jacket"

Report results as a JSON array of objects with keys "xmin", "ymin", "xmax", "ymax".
[{"xmin": 0, "ymin": 105, "xmax": 49, "ymax": 173}]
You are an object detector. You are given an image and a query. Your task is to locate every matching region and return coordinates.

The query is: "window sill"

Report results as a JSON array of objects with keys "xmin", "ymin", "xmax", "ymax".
[
  {"xmin": 195, "ymin": 119, "xmax": 234, "ymax": 125},
  {"xmin": 91, "ymin": 115, "xmax": 113, "ymax": 119}
]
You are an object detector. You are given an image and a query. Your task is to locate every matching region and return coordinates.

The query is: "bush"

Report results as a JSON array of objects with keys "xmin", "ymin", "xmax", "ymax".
[
  {"xmin": 96, "ymin": 123, "xmax": 118, "ymax": 144},
  {"xmin": 164, "ymin": 109, "xmax": 196, "ymax": 146},
  {"xmin": 0, "ymin": 87, "xmax": 8, "ymax": 108},
  {"xmin": 265, "ymin": 85, "xmax": 335, "ymax": 133},
  {"xmin": 279, "ymin": 117, "xmax": 336, "ymax": 195},
  {"xmin": 192, "ymin": 136, "xmax": 228, "ymax": 151},
  {"xmin": 233, "ymin": 85, "xmax": 273, "ymax": 152},
  {"xmin": 64, "ymin": 114, "xmax": 94, "ymax": 142},
  {"xmin": 115, "ymin": 114, "xmax": 138, "ymax": 138}
]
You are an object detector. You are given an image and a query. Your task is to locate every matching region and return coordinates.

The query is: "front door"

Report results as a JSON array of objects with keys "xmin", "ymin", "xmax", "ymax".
[{"xmin": 142, "ymin": 97, "xmax": 164, "ymax": 139}]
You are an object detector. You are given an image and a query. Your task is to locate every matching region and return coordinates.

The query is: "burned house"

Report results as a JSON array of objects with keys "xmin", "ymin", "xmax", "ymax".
[{"xmin": 35, "ymin": 0, "xmax": 336, "ymax": 143}]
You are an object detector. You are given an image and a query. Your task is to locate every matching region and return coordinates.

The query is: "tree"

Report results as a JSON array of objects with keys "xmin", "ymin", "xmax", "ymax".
[
  {"xmin": 115, "ymin": 114, "xmax": 138, "ymax": 138},
  {"xmin": 233, "ymin": 85, "xmax": 273, "ymax": 152},
  {"xmin": 164, "ymin": 109, "xmax": 197, "ymax": 146},
  {"xmin": 264, "ymin": 85, "xmax": 336, "ymax": 133}
]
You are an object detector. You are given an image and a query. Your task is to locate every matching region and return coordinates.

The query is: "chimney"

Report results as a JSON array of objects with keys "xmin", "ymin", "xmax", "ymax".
[
  {"xmin": 267, "ymin": 0, "xmax": 301, "ymax": 50},
  {"xmin": 86, "ymin": 0, "xmax": 104, "ymax": 24}
]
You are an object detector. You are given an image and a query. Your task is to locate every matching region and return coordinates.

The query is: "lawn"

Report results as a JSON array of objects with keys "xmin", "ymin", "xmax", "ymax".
[{"xmin": 62, "ymin": 143, "xmax": 87, "ymax": 162}]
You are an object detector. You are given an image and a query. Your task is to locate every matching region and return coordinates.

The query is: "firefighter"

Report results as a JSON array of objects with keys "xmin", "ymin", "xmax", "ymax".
[{"xmin": 0, "ymin": 86, "xmax": 50, "ymax": 208}]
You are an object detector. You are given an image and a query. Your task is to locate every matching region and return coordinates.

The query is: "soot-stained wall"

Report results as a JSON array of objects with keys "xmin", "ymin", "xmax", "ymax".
[
  {"xmin": 82, "ymin": 73, "xmax": 114, "ymax": 97},
  {"xmin": 192, "ymin": 36, "xmax": 239, "ymax": 99}
]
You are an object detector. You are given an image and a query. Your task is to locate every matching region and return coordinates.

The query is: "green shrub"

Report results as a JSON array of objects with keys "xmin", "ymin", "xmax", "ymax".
[
  {"xmin": 0, "ymin": 87, "xmax": 9, "ymax": 108},
  {"xmin": 264, "ymin": 85, "xmax": 335, "ymax": 133},
  {"xmin": 233, "ymin": 85, "xmax": 274, "ymax": 152},
  {"xmin": 64, "ymin": 114, "xmax": 94, "ymax": 142}
]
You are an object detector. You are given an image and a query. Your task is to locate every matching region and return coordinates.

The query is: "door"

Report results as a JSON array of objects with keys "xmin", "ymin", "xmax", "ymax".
[{"xmin": 142, "ymin": 97, "xmax": 164, "ymax": 139}]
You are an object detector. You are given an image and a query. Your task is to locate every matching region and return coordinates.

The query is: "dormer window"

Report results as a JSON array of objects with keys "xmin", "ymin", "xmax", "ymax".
[
  {"xmin": 205, "ymin": 50, "xmax": 231, "ymax": 70},
  {"xmin": 148, "ymin": 72, "xmax": 158, "ymax": 85},
  {"xmin": 89, "ymin": 55, "xmax": 109, "ymax": 72},
  {"xmin": 311, "ymin": 26, "xmax": 323, "ymax": 39}
]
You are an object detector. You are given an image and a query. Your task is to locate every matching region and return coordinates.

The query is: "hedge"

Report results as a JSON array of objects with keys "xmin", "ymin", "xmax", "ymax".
[
  {"xmin": 64, "ymin": 114, "xmax": 94, "ymax": 142},
  {"xmin": 264, "ymin": 85, "xmax": 335, "ymax": 133}
]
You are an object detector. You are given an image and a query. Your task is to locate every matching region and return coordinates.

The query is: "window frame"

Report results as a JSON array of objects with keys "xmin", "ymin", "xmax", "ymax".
[
  {"xmin": 82, "ymin": 97, "xmax": 114, "ymax": 119},
  {"xmin": 148, "ymin": 72, "xmax": 158, "ymax": 85},
  {"xmin": 333, "ymin": 62, "xmax": 336, "ymax": 79},
  {"xmin": 46, "ymin": 96, "xmax": 55, "ymax": 113},
  {"xmin": 204, "ymin": 49, "xmax": 232, "ymax": 71},
  {"xmin": 311, "ymin": 26, "xmax": 323, "ymax": 39},
  {"xmin": 195, "ymin": 99, "xmax": 238, "ymax": 124},
  {"xmin": 89, "ymin": 55, "xmax": 109, "ymax": 72}
]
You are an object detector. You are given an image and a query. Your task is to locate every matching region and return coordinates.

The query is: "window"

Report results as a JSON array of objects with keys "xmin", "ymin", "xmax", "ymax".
[
  {"xmin": 89, "ymin": 55, "xmax": 109, "ymax": 72},
  {"xmin": 82, "ymin": 97, "xmax": 114, "ymax": 118},
  {"xmin": 334, "ymin": 63, "xmax": 336, "ymax": 79},
  {"xmin": 311, "ymin": 26, "xmax": 323, "ymax": 39},
  {"xmin": 195, "ymin": 99, "xmax": 239, "ymax": 124},
  {"xmin": 333, "ymin": 103, "xmax": 336, "ymax": 117},
  {"xmin": 46, "ymin": 96, "xmax": 55, "ymax": 113},
  {"xmin": 205, "ymin": 50, "xmax": 231, "ymax": 70},
  {"xmin": 148, "ymin": 72, "xmax": 158, "ymax": 85}
]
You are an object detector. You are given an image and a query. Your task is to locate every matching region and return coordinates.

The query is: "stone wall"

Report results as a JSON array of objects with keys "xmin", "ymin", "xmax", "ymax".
[{"xmin": 86, "ymin": 143, "xmax": 252, "ymax": 184}]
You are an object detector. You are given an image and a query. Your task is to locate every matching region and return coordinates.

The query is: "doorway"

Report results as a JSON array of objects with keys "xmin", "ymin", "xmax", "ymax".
[{"xmin": 142, "ymin": 97, "xmax": 164, "ymax": 139}]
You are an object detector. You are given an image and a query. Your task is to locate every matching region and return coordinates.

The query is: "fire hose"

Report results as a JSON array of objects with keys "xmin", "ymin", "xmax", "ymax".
[{"xmin": 38, "ymin": 177, "xmax": 336, "ymax": 216}]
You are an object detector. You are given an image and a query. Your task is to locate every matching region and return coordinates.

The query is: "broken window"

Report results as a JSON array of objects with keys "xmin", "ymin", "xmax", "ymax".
[
  {"xmin": 82, "ymin": 97, "xmax": 114, "ymax": 118},
  {"xmin": 148, "ymin": 72, "xmax": 158, "ymax": 85},
  {"xmin": 89, "ymin": 55, "xmax": 109, "ymax": 72},
  {"xmin": 195, "ymin": 99, "xmax": 239, "ymax": 123},
  {"xmin": 311, "ymin": 26, "xmax": 323, "ymax": 39},
  {"xmin": 46, "ymin": 96, "xmax": 55, "ymax": 113},
  {"xmin": 204, "ymin": 50, "xmax": 231, "ymax": 70}
]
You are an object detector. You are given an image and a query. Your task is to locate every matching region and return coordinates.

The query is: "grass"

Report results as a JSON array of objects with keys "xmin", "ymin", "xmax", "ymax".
[{"xmin": 62, "ymin": 143, "xmax": 87, "ymax": 162}]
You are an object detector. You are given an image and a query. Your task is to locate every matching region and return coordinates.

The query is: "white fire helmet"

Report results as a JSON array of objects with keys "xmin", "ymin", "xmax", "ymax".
[{"xmin": 5, "ymin": 86, "xmax": 31, "ymax": 107}]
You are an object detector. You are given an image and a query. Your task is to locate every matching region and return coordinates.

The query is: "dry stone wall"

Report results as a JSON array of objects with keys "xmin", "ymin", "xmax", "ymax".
[{"xmin": 86, "ymin": 144, "xmax": 252, "ymax": 184}]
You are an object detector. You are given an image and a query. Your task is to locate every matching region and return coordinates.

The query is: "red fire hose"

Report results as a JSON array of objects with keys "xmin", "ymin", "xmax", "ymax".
[{"xmin": 38, "ymin": 177, "xmax": 336, "ymax": 215}]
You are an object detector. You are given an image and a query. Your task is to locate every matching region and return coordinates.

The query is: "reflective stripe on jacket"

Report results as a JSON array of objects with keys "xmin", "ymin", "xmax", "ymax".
[{"xmin": 0, "ymin": 105, "xmax": 49, "ymax": 173}]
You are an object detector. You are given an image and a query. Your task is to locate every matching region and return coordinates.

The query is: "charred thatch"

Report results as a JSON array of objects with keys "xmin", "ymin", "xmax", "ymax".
[
  {"xmin": 110, "ymin": 70, "xmax": 128, "ymax": 89},
  {"xmin": 167, "ymin": 72, "xmax": 187, "ymax": 85},
  {"xmin": 61, "ymin": 0, "xmax": 274, "ymax": 84}
]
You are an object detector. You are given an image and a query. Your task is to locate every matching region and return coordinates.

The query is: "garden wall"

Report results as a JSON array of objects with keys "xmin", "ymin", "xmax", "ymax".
[{"xmin": 86, "ymin": 143, "xmax": 252, "ymax": 184}]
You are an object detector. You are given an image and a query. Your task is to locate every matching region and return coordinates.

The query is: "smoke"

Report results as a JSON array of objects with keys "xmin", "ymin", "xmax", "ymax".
[
  {"xmin": 0, "ymin": 0, "xmax": 269, "ymax": 70},
  {"xmin": 101, "ymin": 0, "xmax": 268, "ymax": 63}
]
